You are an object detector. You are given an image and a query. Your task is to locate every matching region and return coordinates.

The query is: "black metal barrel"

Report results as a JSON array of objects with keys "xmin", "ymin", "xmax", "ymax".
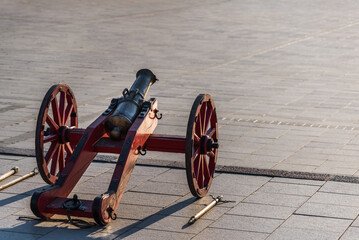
[{"xmin": 104, "ymin": 69, "xmax": 157, "ymax": 139}]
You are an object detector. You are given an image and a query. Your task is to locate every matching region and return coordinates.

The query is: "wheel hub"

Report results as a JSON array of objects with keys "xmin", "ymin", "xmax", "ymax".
[
  {"xmin": 58, "ymin": 126, "xmax": 70, "ymax": 144},
  {"xmin": 200, "ymin": 136, "xmax": 219, "ymax": 154}
]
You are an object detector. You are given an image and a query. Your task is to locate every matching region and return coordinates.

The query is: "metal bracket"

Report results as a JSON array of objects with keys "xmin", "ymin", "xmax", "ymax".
[{"xmin": 103, "ymin": 98, "xmax": 121, "ymax": 115}]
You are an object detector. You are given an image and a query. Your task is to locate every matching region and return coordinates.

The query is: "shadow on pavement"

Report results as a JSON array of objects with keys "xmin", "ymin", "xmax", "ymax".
[{"xmin": 117, "ymin": 196, "xmax": 196, "ymax": 238}]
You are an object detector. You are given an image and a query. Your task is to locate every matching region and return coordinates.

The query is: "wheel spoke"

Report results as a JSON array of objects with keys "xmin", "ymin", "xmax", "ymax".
[
  {"xmin": 64, "ymin": 142, "xmax": 73, "ymax": 155},
  {"xmin": 59, "ymin": 91, "xmax": 66, "ymax": 125},
  {"xmin": 200, "ymin": 103, "xmax": 207, "ymax": 135},
  {"xmin": 45, "ymin": 142, "xmax": 59, "ymax": 165},
  {"xmin": 208, "ymin": 154, "xmax": 215, "ymax": 176},
  {"xmin": 46, "ymin": 114, "xmax": 59, "ymax": 131},
  {"xmin": 203, "ymin": 156, "xmax": 211, "ymax": 180},
  {"xmin": 64, "ymin": 143, "xmax": 73, "ymax": 162},
  {"xmin": 207, "ymin": 127, "xmax": 216, "ymax": 138},
  {"xmin": 193, "ymin": 154, "xmax": 200, "ymax": 178},
  {"xmin": 51, "ymin": 96, "xmax": 62, "ymax": 126},
  {"xmin": 198, "ymin": 155, "xmax": 204, "ymax": 188},
  {"xmin": 50, "ymin": 146, "xmax": 60, "ymax": 175},
  {"xmin": 44, "ymin": 134, "xmax": 58, "ymax": 143},
  {"xmin": 64, "ymin": 95, "xmax": 74, "ymax": 126},
  {"xmin": 204, "ymin": 107, "xmax": 213, "ymax": 134},
  {"xmin": 195, "ymin": 116, "xmax": 202, "ymax": 138},
  {"xmin": 193, "ymin": 147, "xmax": 199, "ymax": 160},
  {"xmin": 58, "ymin": 145, "xmax": 65, "ymax": 172},
  {"xmin": 194, "ymin": 133, "xmax": 200, "ymax": 144}
]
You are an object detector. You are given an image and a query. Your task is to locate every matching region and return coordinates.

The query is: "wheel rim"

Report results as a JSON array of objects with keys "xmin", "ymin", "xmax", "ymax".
[
  {"xmin": 35, "ymin": 84, "xmax": 78, "ymax": 185},
  {"xmin": 186, "ymin": 94, "xmax": 218, "ymax": 198}
]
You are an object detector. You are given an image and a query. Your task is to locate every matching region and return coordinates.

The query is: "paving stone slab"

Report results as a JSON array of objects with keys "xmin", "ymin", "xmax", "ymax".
[
  {"xmin": 131, "ymin": 165, "xmax": 170, "ymax": 177},
  {"xmin": 0, "ymin": 181, "xmax": 48, "ymax": 196},
  {"xmin": 280, "ymin": 215, "xmax": 352, "ymax": 233},
  {"xmin": 348, "ymin": 217, "xmax": 359, "ymax": 227},
  {"xmin": 36, "ymin": 218, "xmax": 139, "ymax": 240},
  {"xmin": 192, "ymin": 227, "xmax": 268, "ymax": 240},
  {"xmin": 213, "ymin": 173, "xmax": 271, "ymax": 187},
  {"xmin": 340, "ymin": 226, "xmax": 359, "ymax": 240},
  {"xmin": 117, "ymin": 228, "xmax": 194, "ymax": 240},
  {"xmin": 136, "ymin": 214, "xmax": 213, "ymax": 234},
  {"xmin": 256, "ymin": 182, "xmax": 320, "ymax": 196},
  {"xmin": 0, "ymin": 192, "xmax": 32, "ymax": 209},
  {"xmin": 243, "ymin": 191, "xmax": 309, "ymax": 208},
  {"xmin": 267, "ymin": 227, "xmax": 343, "ymax": 240},
  {"xmin": 0, "ymin": 230, "xmax": 40, "ymax": 240},
  {"xmin": 228, "ymin": 202, "xmax": 296, "ymax": 220},
  {"xmin": 0, "ymin": 206, "xmax": 23, "ymax": 220},
  {"xmin": 319, "ymin": 181, "xmax": 359, "ymax": 195},
  {"xmin": 130, "ymin": 181, "xmax": 189, "ymax": 196},
  {"xmin": 120, "ymin": 191, "xmax": 180, "ymax": 208},
  {"xmin": 270, "ymin": 177, "xmax": 325, "ymax": 186},
  {"xmin": 159, "ymin": 200, "xmax": 230, "ymax": 220},
  {"xmin": 295, "ymin": 202, "xmax": 359, "ymax": 220},
  {"xmin": 308, "ymin": 192, "xmax": 359, "ymax": 207},
  {"xmin": 116, "ymin": 204, "xmax": 162, "ymax": 220},
  {"xmin": 150, "ymin": 168, "xmax": 188, "ymax": 184},
  {"xmin": 210, "ymin": 214, "xmax": 283, "ymax": 233},
  {"xmin": 176, "ymin": 193, "xmax": 245, "ymax": 208},
  {"xmin": 0, "ymin": 215, "xmax": 61, "ymax": 235}
]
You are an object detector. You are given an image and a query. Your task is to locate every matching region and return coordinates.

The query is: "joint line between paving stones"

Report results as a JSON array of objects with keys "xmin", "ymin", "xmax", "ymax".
[
  {"xmin": 192, "ymin": 227, "xmax": 272, "ymax": 239},
  {"xmin": 122, "ymin": 226, "xmax": 194, "ymax": 238},
  {"xmin": 292, "ymin": 213, "xmax": 353, "ymax": 221},
  {"xmin": 265, "ymin": 179, "xmax": 326, "ymax": 239},
  {"xmin": 269, "ymin": 179, "xmax": 323, "ymax": 187},
  {"xmin": 318, "ymin": 191, "xmax": 359, "ymax": 197},
  {"xmin": 338, "ymin": 214, "xmax": 359, "ymax": 239},
  {"xmin": 225, "ymin": 213, "xmax": 286, "ymax": 221}
]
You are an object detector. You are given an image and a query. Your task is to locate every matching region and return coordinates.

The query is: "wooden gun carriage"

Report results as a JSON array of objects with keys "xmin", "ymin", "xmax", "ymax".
[{"xmin": 30, "ymin": 69, "xmax": 219, "ymax": 225}]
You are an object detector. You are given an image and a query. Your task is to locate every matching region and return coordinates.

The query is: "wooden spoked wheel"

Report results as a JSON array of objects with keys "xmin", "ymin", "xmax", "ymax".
[
  {"xmin": 35, "ymin": 84, "xmax": 78, "ymax": 185},
  {"xmin": 186, "ymin": 94, "xmax": 218, "ymax": 198}
]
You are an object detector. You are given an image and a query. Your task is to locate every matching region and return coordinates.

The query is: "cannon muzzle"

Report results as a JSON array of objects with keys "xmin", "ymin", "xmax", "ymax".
[{"xmin": 105, "ymin": 69, "xmax": 157, "ymax": 139}]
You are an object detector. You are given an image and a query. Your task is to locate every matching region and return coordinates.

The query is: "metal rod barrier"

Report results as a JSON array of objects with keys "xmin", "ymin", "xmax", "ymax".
[
  {"xmin": 0, "ymin": 168, "xmax": 37, "ymax": 191},
  {"xmin": 188, "ymin": 195, "xmax": 223, "ymax": 225},
  {"xmin": 0, "ymin": 167, "xmax": 19, "ymax": 182}
]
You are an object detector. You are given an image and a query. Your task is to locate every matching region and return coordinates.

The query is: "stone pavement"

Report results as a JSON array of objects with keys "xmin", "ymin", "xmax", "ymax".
[
  {"xmin": 2, "ymin": 0, "xmax": 359, "ymax": 239},
  {"xmin": 2, "ymin": 0, "xmax": 359, "ymax": 178},
  {"xmin": 1, "ymin": 153, "xmax": 359, "ymax": 240}
]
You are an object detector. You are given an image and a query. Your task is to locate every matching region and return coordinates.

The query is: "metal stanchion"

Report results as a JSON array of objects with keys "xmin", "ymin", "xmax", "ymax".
[
  {"xmin": 0, "ymin": 167, "xmax": 19, "ymax": 182},
  {"xmin": 0, "ymin": 168, "xmax": 38, "ymax": 191}
]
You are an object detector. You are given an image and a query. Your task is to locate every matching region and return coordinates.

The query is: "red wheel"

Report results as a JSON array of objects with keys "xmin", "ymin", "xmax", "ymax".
[
  {"xmin": 35, "ymin": 84, "xmax": 78, "ymax": 185},
  {"xmin": 186, "ymin": 94, "xmax": 219, "ymax": 198}
]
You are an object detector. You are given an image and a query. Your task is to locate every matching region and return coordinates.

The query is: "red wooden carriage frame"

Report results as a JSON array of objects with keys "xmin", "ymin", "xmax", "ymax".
[{"xmin": 31, "ymin": 82, "xmax": 219, "ymax": 225}]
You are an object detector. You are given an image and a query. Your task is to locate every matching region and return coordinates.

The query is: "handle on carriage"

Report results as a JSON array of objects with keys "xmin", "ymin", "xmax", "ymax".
[
  {"xmin": 104, "ymin": 69, "xmax": 158, "ymax": 139},
  {"xmin": 0, "ymin": 166, "xmax": 19, "ymax": 182}
]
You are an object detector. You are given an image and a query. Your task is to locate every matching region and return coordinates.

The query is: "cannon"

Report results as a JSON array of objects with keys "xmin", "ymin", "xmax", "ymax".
[{"xmin": 31, "ymin": 69, "xmax": 219, "ymax": 225}]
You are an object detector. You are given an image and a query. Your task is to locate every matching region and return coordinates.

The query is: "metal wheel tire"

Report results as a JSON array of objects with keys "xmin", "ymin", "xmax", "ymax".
[
  {"xmin": 35, "ymin": 84, "xmax": 78, "ymax": 185},
  {"xmin": 185, "ymin": 94, "xmax": 218, "ymax": 198}
]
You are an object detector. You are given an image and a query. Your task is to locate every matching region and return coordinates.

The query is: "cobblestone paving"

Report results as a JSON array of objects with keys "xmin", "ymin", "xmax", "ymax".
[
  {"xmin": 2, "ymin": 0, "xmax": 359, "ymax": 177},
  {"xmin": 2, "ymin": 0, "xmax": 359, "ymax": 238},
  {"xmin": 0, "ymin": 154, "xmax": 359, "ymax": 239}
]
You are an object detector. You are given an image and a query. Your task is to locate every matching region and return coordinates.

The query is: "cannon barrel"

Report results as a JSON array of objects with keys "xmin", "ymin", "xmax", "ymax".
[{"xmin": 105, "ymin": 69, "xmax": 157, "ymax": 139}]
